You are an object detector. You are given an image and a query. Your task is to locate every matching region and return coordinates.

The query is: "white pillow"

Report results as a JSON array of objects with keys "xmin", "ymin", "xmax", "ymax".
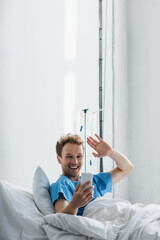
[
  {"xmin": 33, "ymin": 166, "xmax": 55, "ymax": 215},
  {"xmin": 0, "ymin": 180, "xmax": 47, "ymax": 239}
]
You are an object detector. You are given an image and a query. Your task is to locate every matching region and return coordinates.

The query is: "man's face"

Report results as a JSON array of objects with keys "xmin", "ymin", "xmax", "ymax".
[{"xmin": 57, "ymin": 143, "xmax": 84, "ymax": 181}]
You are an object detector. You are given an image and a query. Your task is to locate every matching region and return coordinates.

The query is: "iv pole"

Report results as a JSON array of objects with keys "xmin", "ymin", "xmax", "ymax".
[
  {"xmin": 99, "ymin": 0, "xmax": 103, "ymax": 172},
  {"xmin": 82, "ymin": 1, "xmax": 104, "ymax": 173},
  {"xmin": 82, "ymin": 108, "xmax": 89, "ymax": 172}
]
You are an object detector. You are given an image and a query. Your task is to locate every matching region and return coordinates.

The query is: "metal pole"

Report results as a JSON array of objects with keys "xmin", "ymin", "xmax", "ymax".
[
  {"xmin": 82, "ymin": 108, "xmax": 89, "ymax": 172},
  {"xmin": 99, "ymin": 0, "xmax": 103, "ymax": 172}
]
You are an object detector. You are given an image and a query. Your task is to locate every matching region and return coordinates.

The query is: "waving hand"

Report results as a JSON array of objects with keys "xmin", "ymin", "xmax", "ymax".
[{"xmin": 87, "ymin": 134, "xmax": 112, "ymax": 158}]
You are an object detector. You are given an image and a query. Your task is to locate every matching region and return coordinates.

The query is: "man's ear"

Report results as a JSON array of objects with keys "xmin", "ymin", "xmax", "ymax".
[{"xmin": 57, "ymin": 155, "xmax": 62, "ymax": 164}]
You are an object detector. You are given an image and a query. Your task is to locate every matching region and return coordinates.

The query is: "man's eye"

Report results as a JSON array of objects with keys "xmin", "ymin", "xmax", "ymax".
[
  {"xmin": 77, "ymin": 156, "xmax": 82, "ymax": 158},
  {"xmin": 66, "ymin": 156, "xmax": 72, "ymax": 158}
]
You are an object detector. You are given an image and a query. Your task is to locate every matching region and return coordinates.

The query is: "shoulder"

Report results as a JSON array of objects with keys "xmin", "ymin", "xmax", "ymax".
[
  {"xmin": 93, "ymin": 172, "xmax": 112, "ymax": 193},
  {"xmin": 93, "ymin": 172, "xmax": 112, "ymax": 183},
  {"xmin": 50, "ymin": 175, "xmax": 70, "ymax": 191},
  {"xmin": 49, "ymin": 175, "xmax": 76, "ymax": 205}
]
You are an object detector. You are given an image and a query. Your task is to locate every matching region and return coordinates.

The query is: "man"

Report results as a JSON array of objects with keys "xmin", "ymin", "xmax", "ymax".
[{"xmin": 50, "ymin": 133, "xmax": 133, "ymax": 215}]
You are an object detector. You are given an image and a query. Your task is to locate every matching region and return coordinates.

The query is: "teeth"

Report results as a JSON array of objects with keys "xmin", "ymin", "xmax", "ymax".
[{"xmin": 70, "ymin": 166, "xmax": 78, "ymax": 169}]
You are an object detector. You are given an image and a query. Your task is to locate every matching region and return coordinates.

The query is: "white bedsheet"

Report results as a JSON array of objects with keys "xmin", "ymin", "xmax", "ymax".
[
  {"xmin": 0, "ymin": 180, "xmax": 48, "ymax": 240},
  {"xmin": 43, "ymin": 197, "xmax": 160, "ymax": 240},
  {"xmin": 1, "ymin": 180, "xmax": 160, "ymax": 240}
]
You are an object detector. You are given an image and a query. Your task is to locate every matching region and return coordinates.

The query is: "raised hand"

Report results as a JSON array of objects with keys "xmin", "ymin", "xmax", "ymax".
[{"xmin": 87, "ymin": 134, "xmax": 112, "ymax": 158}]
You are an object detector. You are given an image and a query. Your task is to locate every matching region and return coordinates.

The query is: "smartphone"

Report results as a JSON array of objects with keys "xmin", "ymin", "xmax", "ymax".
[{"xmin": 81, "ymin": 172, "xmax": 93, "ymax": 189}]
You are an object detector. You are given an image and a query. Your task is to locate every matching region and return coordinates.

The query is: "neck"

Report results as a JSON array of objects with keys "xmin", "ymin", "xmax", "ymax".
[{"xmin": 62, "ymin": 173, "xmax": 79, "ymax": 181}]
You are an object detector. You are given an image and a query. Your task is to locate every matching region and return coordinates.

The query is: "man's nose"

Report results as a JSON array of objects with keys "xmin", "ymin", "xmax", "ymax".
[{"xmin": 72, "ymin": 157, "xmax": 78, "ymax": 163}]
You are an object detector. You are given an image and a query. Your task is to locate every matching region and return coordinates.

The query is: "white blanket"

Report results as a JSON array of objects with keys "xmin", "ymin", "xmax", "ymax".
[
  {"xmin": 1, "ymin": 180, "xmax": 160, "ymax": 240},
  {"xmin": 43, "ymin": 197, "xmax": 160, "ymax": 240}
]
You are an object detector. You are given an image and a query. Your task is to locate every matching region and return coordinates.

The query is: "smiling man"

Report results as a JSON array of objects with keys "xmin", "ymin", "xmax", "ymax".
[{"xmin": 49, "ymin": 133, "xmax": 134, "ymax": 216}]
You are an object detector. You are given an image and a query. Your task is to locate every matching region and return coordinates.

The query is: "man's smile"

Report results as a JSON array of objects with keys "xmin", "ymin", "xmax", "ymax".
[{"xmin": 68, "ymin": 165, "xmax": 79, "ymax": 171}]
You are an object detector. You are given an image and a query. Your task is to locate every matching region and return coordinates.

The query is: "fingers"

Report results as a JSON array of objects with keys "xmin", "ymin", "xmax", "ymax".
[
  {"xmin": 85, "ymin": 187, "xmax": 94, "ymax": 199},
  {"xmin": 95, "ymin": 134, "xmax": 102, "ymax": 141},
  {"xmin": 83, "ymin": 194, "xmax": 94, "ymax": 205},
  {"xmin": 80, "ymin": 181, "xmax": 92, "ymax": 191},
  {"xmin": 79, "ymin": 182, "xmax": 94, "ymax": 195},
  {"xmin": 88, "ymin": 136, "xmax": 98, "ymax": 145},
  {"xmin": 92, "ymin": 152, "xmax": 100, "ymax": 158},
  {"xmin": 84, "ymin": 186, "xmax": 94, "ymax": 195},
  {"xmin": 83, "ymin": 186, "xmax": 94, "ymax": 199},
  {"xmin": 82, "ymin": 187, "xmax": 94, "ymax": 205},
  {"xmin": 87, "ymin": 134, "xmax": 102, "ymax": 148},
  {"xmin": 74, "ymin": 183, "xmax": 94, "ymax": 208},
  {"xmin": 87, "ymin": 138, "xmax": 96, "ymax": 149},
  {"xmin": 87, "ymin": 137, "xmax": 98, "ymax": 150}
]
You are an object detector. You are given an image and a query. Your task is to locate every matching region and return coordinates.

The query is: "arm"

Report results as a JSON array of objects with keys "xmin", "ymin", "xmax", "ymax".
[
  {"xmin": 55, "ymin": 198, "xmax": 77, "ymax": 215},
  {"xmin": 108, "ymin": 150, "xmax": 134, "ymax": 185},
  {"xmin": 87, "ymin": 134, "xmax": 134, "ymax": 185},
  {"xmin": 55, "ymin": 181, "xmax": 94, "ymax": 215}
]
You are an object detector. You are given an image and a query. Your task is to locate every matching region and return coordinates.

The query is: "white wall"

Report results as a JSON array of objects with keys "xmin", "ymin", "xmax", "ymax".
[
  {"xmin": 113, "ymin": 0, "xmax": 130, "ymax": 200},
  {"xmin": 104, "ymin": 0, "xmax": 129, "ymax": 200},
  {"xmin": 105, "ymin": 0, "xmax": 160, "ymax": 204},
  {"xmin": 127, "ymin": 0, "xmax": 160, "ymax": 204},
  {"xmin": 0, "ymin": 0, "xmax": 99, "ymax": 188}
]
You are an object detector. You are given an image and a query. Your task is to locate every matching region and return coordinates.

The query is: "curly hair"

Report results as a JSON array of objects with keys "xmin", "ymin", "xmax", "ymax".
[{"xmin": 56, "ymin": 134, "xmax": 84, "ymax": 157}]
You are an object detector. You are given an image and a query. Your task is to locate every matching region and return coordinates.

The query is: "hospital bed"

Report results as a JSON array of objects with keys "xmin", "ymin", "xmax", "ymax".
[{"xmin": 1, "ymin": 167, "xmax": 160, "ymax": 240}]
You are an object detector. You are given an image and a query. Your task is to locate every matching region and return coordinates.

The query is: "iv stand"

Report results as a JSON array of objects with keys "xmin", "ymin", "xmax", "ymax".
[
  {"xmin": 81, "ymin": 1, "xmax": 104, "ymax": 173},
  {"xmin": 99, "ymin": 0, "xmax": 103, "ymax": 172},
  {"xmin": 82, "ymin": 108, "xmax": 89, "ymax": 172}
]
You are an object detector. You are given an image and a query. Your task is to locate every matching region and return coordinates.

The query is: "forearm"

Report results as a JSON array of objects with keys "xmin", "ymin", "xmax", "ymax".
[
  {"xmin": 55, "ymin": 182, "xmax": 94, "ymax": 215},
  {"xmin": 56, "ymin": 201, "xmax": 78, "ymax": 215},
  {"xmin": 108, "ymin": 149, "xmax": 134, "ymax": 173}
]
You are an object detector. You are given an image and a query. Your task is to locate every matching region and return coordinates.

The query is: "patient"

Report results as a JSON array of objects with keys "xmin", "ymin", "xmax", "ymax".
[{"xmin": 50, "ymin": 133, "xmax": 134, "ymax": 215}]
